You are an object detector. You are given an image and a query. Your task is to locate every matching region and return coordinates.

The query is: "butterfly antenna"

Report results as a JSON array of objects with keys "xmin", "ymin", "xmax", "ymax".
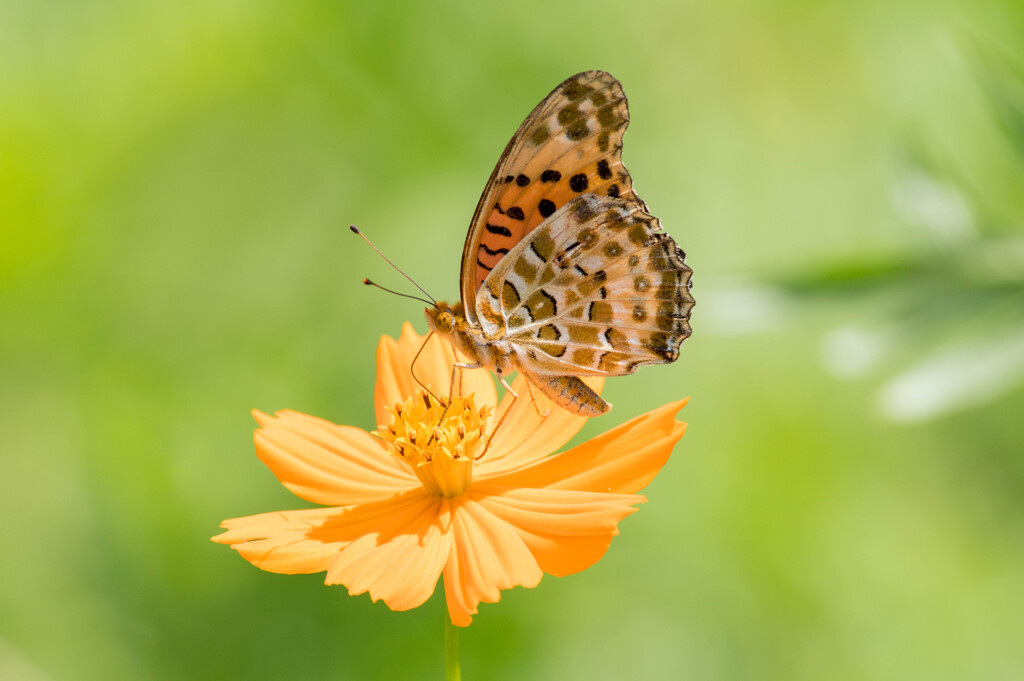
[
  {"xmin": 362, "ymin": 279, "xmax": 435, "ymax": 307},
  {"xmin": 350, "ymin": 225, "xmax": 438, "ymax": 307}
]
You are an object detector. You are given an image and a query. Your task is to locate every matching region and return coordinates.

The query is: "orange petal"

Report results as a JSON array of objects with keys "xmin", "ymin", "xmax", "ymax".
[
  {"xmin": 478, "ymin": 375, "xmax": 604, "ymax": 475},
  {"xmin": 213, "ymin": 489, "xmax": 440, "ymax": 582},
  {"xmin": 212, "ymin": 506, "xmax": 354, "ymax": 574},
  {"xmin": 254, "ymin": 409, "xmax": 415, "ymax": 505},
  {"xmin": 473, "ymin": 485, "xmax": 641, "ymax": 577},
  {"xmin": 373, "ymin": 323, "xmax": 497, "ymax": 426},
  {"xmin": 442, "ymin": 495, "xmax": 543, "ymax": 627},
  {"xmin": 325, "ymin": 494, "xmax": 452, "ymax": 612},
  {"xmin": 484, "ymin": 399, "xmax": 688, "ymax": 494}
]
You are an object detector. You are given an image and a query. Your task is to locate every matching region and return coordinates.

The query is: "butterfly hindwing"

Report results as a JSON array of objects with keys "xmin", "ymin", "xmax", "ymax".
[
  {"xmin": 460, "ymin": 71, "xmax": 641, "ymax": 319},
  {"xmin": 476, "ymin": 193, "xmax": 694, "ymax": 377}
]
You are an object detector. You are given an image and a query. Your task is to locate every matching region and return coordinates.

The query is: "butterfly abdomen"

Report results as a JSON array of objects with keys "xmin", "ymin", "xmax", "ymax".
[{"xmin": 526, "ymin": 374, "xmax": 610, "ymax": 416}]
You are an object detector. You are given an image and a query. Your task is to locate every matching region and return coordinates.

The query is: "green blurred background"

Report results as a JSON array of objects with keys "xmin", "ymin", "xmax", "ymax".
[{"xmin": 3, "ymin": 0, "xmax": 1024, "ymax": 679}]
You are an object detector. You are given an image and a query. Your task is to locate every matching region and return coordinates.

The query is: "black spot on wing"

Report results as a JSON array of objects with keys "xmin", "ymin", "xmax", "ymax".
[
  {"xmin": 485, "ymin": 224, "xmax": 512, "ymax": 237},
  {"xmin": 558, "ymin": 105, "xmax": 582, "ymax": 125},
  {"xmin": 566, "ymin": 120, "xmax": 589, "ymax": 141}
]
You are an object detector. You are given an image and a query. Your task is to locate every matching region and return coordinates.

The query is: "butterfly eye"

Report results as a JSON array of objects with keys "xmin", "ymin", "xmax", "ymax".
[{"xmin": 431, "ymin": 309, "xmax": 454, "ymax": 334}]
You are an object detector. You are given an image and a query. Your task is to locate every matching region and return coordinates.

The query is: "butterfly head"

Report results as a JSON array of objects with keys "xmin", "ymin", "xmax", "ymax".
[{"xmin": 424, "ymin": 301, "xmax": 467, "ymax": 337}]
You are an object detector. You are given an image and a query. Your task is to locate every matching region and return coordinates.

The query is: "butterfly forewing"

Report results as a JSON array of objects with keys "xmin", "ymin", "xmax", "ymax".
[
  {"xmin": 460, "ymin": 71, "xmax": 642, "ymax": 319},
  {"xmin": 476, "ymin": 194, "xmax": 694, "ymax": 377},
  {"xmin": 424, "ymin": 71, "xmax": 694, "ymax": 417}
]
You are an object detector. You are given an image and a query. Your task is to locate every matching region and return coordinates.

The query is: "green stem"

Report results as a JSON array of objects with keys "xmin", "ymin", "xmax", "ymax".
[{"xmin": 445, "ymin": 608, "xmax": 461, "ymax": 681}]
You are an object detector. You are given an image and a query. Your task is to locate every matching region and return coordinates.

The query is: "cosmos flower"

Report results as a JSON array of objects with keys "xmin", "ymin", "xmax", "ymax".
[{"xmin": 213, "ymin": 323, "xmax": 687, "ymax": 626}]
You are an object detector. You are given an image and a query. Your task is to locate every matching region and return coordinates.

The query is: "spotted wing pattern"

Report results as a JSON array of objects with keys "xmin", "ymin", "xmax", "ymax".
[
  {"xmin": 460, "ymin": 71, "xmax": 641, "ymax": 321},
  {"xmin": 475, "ymin": 194, "xmax": 694, "ymax": 377}
]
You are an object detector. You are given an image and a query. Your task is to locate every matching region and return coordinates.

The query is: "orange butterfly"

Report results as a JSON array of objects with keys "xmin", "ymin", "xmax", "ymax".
[{"xmin": 426, "ymin": 71, "xmax": 694, "ymax": 416}]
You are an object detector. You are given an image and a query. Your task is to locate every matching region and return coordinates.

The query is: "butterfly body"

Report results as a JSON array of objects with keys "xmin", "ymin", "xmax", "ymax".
[
  {"xmin": 425, "ymin": 301, "xmax": 516, "ymax": 379},
  {"xmin": 429, "ymin": 71, "xmax": 694, "ymax": 417},
  {"xmin": 425, "ymin": 299, "xmax": 610, "ymax": 416}
]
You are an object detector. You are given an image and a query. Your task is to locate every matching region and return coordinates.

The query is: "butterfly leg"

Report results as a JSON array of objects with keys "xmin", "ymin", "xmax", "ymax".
[
  {"xmin": 477, "ymin": 381, "xmax": 552, "ymax": 460},
  {"xmin": 450, "ymin": 362, "xmax": 483, "ymax": 402},
  {"xmin": 429, "ymin": 361, "xmax": 483, "ymax": 445},
  {"xmin": 524, "ymin": 380, "xmax": 550, "ymax": 418},
  {"xmin": 447, "ymin": 363, "xmax": 479, "ymax": 403},
  {"xmin": 426, "ymin": 360, "xmax": 486, "ymax": 447},
  {"xmin": 494, "ymin": 367, "xmax": 518, "ymax": 398},
  {"xmin": 477, "ymin": 390, "xmax": 517, "ymax": 460},
  {"xmin": 455, "ymin": 364, "xmax": 465, "ymax": 397}
]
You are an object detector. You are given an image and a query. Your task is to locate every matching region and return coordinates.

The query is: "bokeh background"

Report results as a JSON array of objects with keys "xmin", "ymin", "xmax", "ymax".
[{"xmin": 3, "ymin": 1, "xmax": 1024, "ymax": 679}]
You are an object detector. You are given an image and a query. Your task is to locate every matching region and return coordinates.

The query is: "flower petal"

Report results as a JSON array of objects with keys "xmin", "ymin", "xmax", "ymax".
[
  {"xmin": 374, "ymin": 323, "xmax": 498, "ymax": 426},
  {"xmin": 484, "ymin": 399, "xmax": 688, "ymax": 493},
  {"xmin": 212, "ymin": 506, "xmax": 354, "ymax": 574},
  {"xmin": 254, "ymin": 410, "xmax": 415, "ymax": 505},
  {"xmin": 473, "ymin": 485, "xmax": 642, "ymax": 577},
  {"xmin": 325, "ymin": 493, "xmax": 452, "ymax": 612},
  {"xmin": 477, "ymin": 374, "xmax": 604, "ymax": 475},
  {"xmin": 442, "ymin": 495, "xmax": 543, "ymax": 627},
  {"xmin": 213, "ymin": 489, "xmax": 444, "ymax": 592}
]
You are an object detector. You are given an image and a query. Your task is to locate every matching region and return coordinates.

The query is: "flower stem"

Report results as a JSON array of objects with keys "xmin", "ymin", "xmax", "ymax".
[{"xmin": 445, "ymin": 608, "xmax": 461, "ymax": 681}]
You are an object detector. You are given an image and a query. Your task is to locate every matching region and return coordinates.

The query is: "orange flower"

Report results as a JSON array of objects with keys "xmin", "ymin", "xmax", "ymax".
[{"xmin": 212, "ymin": 323, "xmax": 688, "ymax": 626}]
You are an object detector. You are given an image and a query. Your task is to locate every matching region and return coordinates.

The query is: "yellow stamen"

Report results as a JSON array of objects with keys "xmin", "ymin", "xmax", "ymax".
[{"xmin": 374, "ymin": 391, "xmax": 491, "ymax": 497}]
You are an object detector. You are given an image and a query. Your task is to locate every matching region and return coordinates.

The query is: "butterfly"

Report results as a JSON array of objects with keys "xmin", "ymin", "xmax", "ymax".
[{"xmin": 425, "ymin": 71, "xmax": 694, "ymax": 416}]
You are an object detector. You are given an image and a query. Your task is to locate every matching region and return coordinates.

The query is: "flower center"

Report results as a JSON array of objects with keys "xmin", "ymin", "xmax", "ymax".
[{"xmin": 374, "ymin": 390, "xmax": 491, "ymax": 497}]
